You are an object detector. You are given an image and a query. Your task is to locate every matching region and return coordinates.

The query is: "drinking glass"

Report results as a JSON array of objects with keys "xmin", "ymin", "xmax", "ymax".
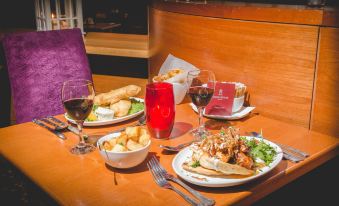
[
  {"xmin": 145, "ymin": 82, "xmax": 175, "ymax": 139},
  {"xmin": 62, "ymin": 79, "xmax": 95, "ymax": 154},
  {"xmin": 187, "ymin": 70, "xmax": 215, "ymax": 138}
]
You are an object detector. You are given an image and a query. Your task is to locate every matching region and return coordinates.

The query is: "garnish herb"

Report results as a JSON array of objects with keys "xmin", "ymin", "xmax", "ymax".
[
  {"xmin": 191, "ymin": 161, "xmax": 200, "ymax": 168},
  {"xmin": 241, "ymin": 136, "xmax": 277, "ymax": 165},
  {"xmin": 128, "ymin": 99, "xmax": 144, "ymax": 115}
]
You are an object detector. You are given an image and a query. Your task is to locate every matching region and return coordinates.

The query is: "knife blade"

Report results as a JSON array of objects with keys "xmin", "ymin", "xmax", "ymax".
[{"xmin": 32, "ymin": 119, "xmax": 66, "ymax": 140}]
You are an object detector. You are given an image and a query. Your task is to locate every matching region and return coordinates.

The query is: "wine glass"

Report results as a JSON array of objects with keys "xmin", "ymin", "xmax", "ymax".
[
  {"xmin": 62, "ymin": 79, "xmax": 95, "ymax": 154},
  {"xmin": 187, "ymin": 70, "xmax": 215, "ymax": 138}
]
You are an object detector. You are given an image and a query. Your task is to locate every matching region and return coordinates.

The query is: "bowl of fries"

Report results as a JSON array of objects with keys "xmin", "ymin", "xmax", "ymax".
[
  {"xmin": 232, "ymin": 82, "xmax": 246, "ymax": 113},
  {"xmin": 152, "ymin": 68, "xmax": 188, "ymax": 104},
  {"xmin": 97, "ymin": 126, "xmax": 151, "ymax": 168}
]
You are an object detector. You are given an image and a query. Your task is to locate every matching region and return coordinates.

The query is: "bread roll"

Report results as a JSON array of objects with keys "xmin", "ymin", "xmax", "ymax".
[
  {"xmin": 198, "ymin": 153, "xmax": 254, "ymax": 176},
  {"xmin": 110, "ymin": 100, "xmax": 131, "ymax": 117},
  {"xmin": 94, "ymin": 85, "xmax": 141, "ymax": 106}
]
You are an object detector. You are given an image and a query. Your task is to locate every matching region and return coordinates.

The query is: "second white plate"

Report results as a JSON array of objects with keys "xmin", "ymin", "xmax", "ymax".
[
  {"xmin": 172, "ymin": 136, "xmax": 283, "ymax": 187},
  {"xmin": 190, "ymin": 103, "xmax": 255, "ymax": 120},
  {"xmin": 65, "ymin": 97, "xmax": 144, "ymax": 127}
]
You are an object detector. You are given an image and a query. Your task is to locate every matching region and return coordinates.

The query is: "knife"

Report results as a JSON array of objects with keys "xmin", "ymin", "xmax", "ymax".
[
  {"xmin": 46, "ymin": 116, "xmax": 80, "ymax": 135},
  {"xmin": 32, "ymin": 119, "xmax": 66, "ymax": 140}
]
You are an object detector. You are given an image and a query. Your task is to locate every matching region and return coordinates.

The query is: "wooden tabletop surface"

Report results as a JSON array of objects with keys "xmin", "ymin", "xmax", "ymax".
[{"xmin": 0, "ymin": 103, "xmax": 337, "ymax": 206}]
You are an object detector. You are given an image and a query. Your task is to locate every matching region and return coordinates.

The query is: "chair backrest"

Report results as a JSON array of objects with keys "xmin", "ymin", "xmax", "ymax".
[{"xmin": 2, "ymin": 28, "xmax": 92, "ymax": 124}]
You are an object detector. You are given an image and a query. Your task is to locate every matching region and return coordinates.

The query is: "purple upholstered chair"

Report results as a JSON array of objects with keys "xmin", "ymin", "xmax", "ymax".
[{"xmin": 2, "ymin": 28, "xmax": 92, "ymax": 124}]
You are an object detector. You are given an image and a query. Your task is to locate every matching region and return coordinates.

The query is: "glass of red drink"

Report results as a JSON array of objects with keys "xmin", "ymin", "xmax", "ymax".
[
  {"xmin": 145, "ymin": 82, "xmax": 175, "ymax": 139},
  {"xmin": 62, "ymin": 79, "xmax": 95, "ymax": 154},
  {"xmin": 187, "ymin": 70, "xmax": 215, "ymax": 138}
]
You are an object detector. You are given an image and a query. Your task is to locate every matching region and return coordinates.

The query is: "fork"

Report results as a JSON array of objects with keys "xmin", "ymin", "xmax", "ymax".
[
  {"xmin": 32, "ymin": 119, "xmax": 66, "ymax": 140},
  {"xmin": 150, "ymin": 156, "xmax": 215, "ymax": 206},
  {"xmin": 147, "ymin": 160, "xmax": 200, "ymax": 206}
]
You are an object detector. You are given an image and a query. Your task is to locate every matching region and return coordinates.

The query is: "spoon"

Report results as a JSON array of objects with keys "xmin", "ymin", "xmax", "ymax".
[{"xmin": 159, "ymin": 141, "xmax": 195, "ymax": 152}]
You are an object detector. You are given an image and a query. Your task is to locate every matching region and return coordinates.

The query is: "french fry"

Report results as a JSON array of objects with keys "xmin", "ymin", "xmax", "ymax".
[
  {"xmin": 126, "ymin": 126, "xmax": 141, "ymax": 142},
  {"xmin": 126, "ymin": 139, "xmax": 144, "ymax": 151},
  {"xmin": 112, "ymin": 144, "xmax": 127, "ymax": 152},
  {"xmin": 102, "ymin": 140, "xmax": 113, "ymax": 151},
  {"xmin": 116, "ymin": 133, "xmax": 128, "ymax": 146},
  {"xmin": 108, "ymin": 138, "xmax": 117, "ymax": 148},
  {"xmin": 103, "ymin": 126, "xmax": 150, "ymax": 152},
  {"xmin": 139, "ymin": 134, "xmax": 150, "ymax": 146}
]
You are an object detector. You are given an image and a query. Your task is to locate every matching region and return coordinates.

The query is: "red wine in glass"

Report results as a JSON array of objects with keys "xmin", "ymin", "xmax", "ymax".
[
  {"xmin": 188, "ymin": 86, "xmax": 214, "ymax": 107},
  {"xmin": 63, "ymin": 98, "xmax": 93, "ymax": 121},
  {"xmin": 187, "ymin": 70, "xmax": 215, "ymax": 138},
  {"xmin": 62, "ymin": 79, "xmax": 95, "ymax": 155}
]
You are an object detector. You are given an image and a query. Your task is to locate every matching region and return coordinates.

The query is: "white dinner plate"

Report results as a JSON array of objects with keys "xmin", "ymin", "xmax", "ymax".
[
  {"xmin": 190, "ymin": 103, "xmax": 255, "ymax": 120},
  {"xmin": 65, "ymin": 97, "xmax": 144, "ymax": 127},
  {"xmin": 172, "ymin": 136, "xmax": 283, "ymax": 187}
]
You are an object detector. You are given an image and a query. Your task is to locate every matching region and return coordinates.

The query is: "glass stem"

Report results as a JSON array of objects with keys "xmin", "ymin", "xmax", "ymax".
[
  {"xmin": 198, "ymin": 107, "xmax": 204, "ymax": 133},
  {"xmin": 76, "ymin": 121, "xmax": 85, "ymax": 146}
]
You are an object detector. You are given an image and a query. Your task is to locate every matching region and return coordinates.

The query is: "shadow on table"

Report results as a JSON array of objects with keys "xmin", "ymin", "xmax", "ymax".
[
  {"xmin": 204, "ymin": 112, "xmax": 259, "ymax": 130},
  {"xmin": 0, "ymin": 155, "xmax": 58, "ymax": 206},
  {"xmin": 169, "ymin": 122, "xmax": 193, "ymax": 139},
  {"xmin": 104, "ymin": 152, "xmax": 159, "ymax": 175}
]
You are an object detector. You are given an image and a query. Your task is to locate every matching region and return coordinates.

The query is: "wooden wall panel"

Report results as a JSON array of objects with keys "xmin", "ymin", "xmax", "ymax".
[
  {"xmin": 149, "ymin": 8, "xmax": 318, "ymax": 127},
  {"xmin": 311, "ymin": 28, "xmax": 339, "ymax": 137}
]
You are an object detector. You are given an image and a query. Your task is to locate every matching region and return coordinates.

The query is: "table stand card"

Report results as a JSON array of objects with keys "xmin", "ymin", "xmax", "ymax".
[{"xmin": 205, "ymin": 82, "xmax": 235, "ymax": 116}]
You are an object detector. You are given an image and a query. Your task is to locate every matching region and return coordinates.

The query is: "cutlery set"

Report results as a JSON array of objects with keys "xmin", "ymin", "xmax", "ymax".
[
  {"xmin": 32, "ymin": 116, "xmax": 79, "ymax": 140},
  {"xmin": 147, "ymin": 156, "xmax": 215, "ymax": 206}
]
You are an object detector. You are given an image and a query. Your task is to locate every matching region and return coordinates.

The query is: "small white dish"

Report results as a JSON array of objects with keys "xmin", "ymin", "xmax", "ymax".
[
  {"xmin": 190, "ymin": 103, "xmax": 255, "ymax": 120},
  {"xmin": 232, "ymin": 96, "xmax": 244, "ymax": 113},
  {"xmin": 172, "ymin": 136, "xmax": 283, "ymax": 187},
  {"xmin": 65, "ymin": 97, "xmax": 144, "ymax": 127},
  {"xmin": 97, "ymin": 132, "xmax": 151, "ymax": 169}
]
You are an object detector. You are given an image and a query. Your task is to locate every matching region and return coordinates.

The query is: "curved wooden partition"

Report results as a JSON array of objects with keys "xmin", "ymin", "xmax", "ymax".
[{"xmin": 149, "ymin": 3, "xmax": 319, "ymax": 128}]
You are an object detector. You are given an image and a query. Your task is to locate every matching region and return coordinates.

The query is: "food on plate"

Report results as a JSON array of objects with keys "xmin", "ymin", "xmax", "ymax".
[
  {"xmin": 100, "ymin": 126, "xmax": 150, "ymax": 152},
  {"xmin": 87, "ymin": 110, "xmax": 98, "ymax": 121},
  {"xmin": 153, "ymin": 68, "xmax": 185, "ymax": 82},
  {"xmin": 78, "ymin": 85, "xmax": 144, "ymax": 122},
  {"xmin": 110, "ymin": 100, "xmax": 131, "ymax": 117},
  {"xmin": 182, "ymin": 127, "xmax": 277, "ymax": 177},
  {"xmin": 128, "ymin": 98, "xmax": 144, "ymax": 115},
  {"xmin": 95, "ymin": 106, "xmax": 115, "ymax": 120},
  {"xmin": 94, "ymin": 85, "xmax": 141, "ymax": 106}
]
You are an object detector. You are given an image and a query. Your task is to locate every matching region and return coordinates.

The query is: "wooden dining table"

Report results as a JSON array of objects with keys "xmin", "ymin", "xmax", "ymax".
[{"xmin": 0, "ymin": 103, "xmax": 337, "ymax": 206}]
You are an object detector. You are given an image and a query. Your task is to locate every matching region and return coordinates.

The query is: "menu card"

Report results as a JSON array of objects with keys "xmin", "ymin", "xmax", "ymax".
[{"xmin": 205, "ymin": 82, "xmax": 235, "ymax": 116}]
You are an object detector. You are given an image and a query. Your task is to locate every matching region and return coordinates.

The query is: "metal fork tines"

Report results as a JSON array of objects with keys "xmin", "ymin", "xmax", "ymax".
[
  {"xmin": 42, "ymin": 116, "xmax": 80, "ymax": 136},
  {"xmin": 40, "ymin": 117, "xmax": 66, "ymax": 131},
  {"xmin": 150, "ymin": 156, "xmax": 215, "ymax": 206},
  {"xmin": 32, "ymin": 119, "xmax": 66, "ymax": 140},
  {"xmin": 147, "ymin": 158, "xmax": 200, "ymax": 206}
]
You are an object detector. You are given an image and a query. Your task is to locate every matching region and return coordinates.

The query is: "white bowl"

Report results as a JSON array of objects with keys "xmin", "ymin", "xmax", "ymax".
[
  {"xmin": 97, "ymin": 132, "xmax": 151, "ymax": 169},
  {"xmin": 152, "ymin": 78, "xmax": 187, "ymax": 105},
  {"xmin": 172, "ymin": 82, "xmax": 187, "ymax": 104},
  {"xmin": 232, "ymin": 96, "xmax": 245, "ymax": 113}
]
